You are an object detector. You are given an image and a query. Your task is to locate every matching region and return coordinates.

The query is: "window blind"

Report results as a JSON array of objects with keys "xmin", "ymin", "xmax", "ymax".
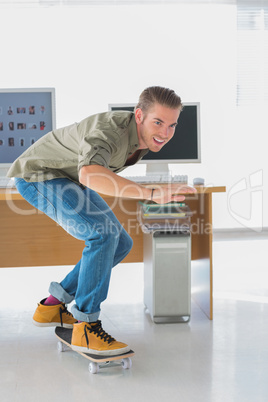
[{"xmin": 237, "ymin": 0, "xmax": 268, "ymax": 106}]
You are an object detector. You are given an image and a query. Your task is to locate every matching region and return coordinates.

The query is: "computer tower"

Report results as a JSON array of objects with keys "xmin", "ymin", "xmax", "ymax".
[{"xmin": 143, "ymin": 230, "xmax": 191, "ymax": 323}]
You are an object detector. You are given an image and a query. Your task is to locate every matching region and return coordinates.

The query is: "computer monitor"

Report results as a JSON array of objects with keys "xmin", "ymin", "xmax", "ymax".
[
  {"xmin": 108, "ymin": 102, "xmax": 201, "ymax": 174},
  {"xmin": 0, "ymin": 88, "xmax": 56, "ymax": 177}
]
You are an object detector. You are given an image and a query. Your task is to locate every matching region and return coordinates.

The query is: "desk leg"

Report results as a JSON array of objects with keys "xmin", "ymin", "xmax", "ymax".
[{"xmin": 187, "ymin": 193, "xmax": 213, "ymax": 320}]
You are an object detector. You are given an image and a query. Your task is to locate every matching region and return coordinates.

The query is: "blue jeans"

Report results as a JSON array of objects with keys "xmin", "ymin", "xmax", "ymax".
[{"xmin": 15, "ymin": 178, "xmax": 133, "ymax": 322}]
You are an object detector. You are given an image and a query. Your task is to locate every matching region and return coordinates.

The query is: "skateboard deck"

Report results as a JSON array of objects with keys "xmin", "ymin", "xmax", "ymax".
[{"xmin": 55, "ymin": 327, "xmax": 134, "ymax": 374}]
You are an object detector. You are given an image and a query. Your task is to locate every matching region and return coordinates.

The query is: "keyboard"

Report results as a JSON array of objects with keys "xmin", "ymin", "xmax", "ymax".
[
  {"xmin": 124, "ymin": 174, "xmax": 188, "ymax": 184},
  {"xmin": 0, "ymin": 177, "xmax": 15, "ymax": 188}
]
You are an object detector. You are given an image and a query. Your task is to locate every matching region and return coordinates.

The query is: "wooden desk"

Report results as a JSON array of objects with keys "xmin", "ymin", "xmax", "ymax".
[{"xmin": 0, "ymin": 186, "xmax": 225, "ymax": 319}]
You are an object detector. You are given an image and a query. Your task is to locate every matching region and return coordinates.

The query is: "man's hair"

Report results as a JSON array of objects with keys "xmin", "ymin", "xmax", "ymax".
[{"xmin": 135, "ymin": 86, "xmax": 182, "ymax": 115}]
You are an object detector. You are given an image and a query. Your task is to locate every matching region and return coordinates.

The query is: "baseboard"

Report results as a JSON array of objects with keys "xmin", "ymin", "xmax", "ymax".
[{"xmin": 213, "ymin": 227, "xmax": 268, "ymax": 241}]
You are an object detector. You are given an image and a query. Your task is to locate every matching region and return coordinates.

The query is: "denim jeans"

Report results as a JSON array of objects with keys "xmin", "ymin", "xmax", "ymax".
[{"xmin": 15, "ymin": 178, "xmax": 133, "ymax": 322}]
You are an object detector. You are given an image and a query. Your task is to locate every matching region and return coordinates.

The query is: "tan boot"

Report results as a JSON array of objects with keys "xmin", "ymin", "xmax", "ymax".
[
  {"xmin": 33, "ymin": 298, "xmax": 77, "ymax": 328},
  {"xmin": 71, "ymin": 321, "xmax": 130, "ymax": 356}
]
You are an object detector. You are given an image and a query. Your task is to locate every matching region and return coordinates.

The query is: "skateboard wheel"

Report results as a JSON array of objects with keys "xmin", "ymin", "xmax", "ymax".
[
  {"xmin": 89, "ymin": 362, "xmax": 99, "ymax": 374},
  {"xmin": 57, "ymin": 341, "xmax": 66, "ymax": 352},
  {"xmin": 122, "ymin": 357, "xmax": 132, "ymax": 369}
]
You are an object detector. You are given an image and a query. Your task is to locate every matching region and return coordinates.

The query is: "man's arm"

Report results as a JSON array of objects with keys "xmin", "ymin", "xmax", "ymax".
[{"xmin": 79, "ymin": 165, "xmax": 196, "ymax": 203}]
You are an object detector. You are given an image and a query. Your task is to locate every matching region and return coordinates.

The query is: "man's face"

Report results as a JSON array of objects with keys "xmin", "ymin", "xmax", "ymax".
[{"xmin": 135, "ymin": 103, "xmax": 181, "ymax": 152}]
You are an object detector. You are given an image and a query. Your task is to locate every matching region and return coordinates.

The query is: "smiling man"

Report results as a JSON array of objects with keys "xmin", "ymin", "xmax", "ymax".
[
  {"xmin": 8, "ymin": 86, "xmax": 196, "ymax": 356},
  {"xmin": 136, "ymin": 102, "xmax": 179, "ymax": 152}
]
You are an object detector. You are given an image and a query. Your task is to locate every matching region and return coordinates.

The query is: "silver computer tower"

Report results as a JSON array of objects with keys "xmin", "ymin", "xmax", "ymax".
[{"xmin": 143, "ymin": 230, "xmax": 191, "ymax": 323}]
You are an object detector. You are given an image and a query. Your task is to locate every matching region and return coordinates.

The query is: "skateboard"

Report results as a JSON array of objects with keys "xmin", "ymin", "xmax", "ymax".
[{"xmin": 55, "ymin": 327, "xmax": 134, "ymax": 374}]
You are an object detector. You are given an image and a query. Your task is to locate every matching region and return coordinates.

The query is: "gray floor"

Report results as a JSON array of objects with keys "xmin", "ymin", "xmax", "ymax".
[{"xmin": 1, "ymin": 238, "xmax": 268, "ymax": 402}]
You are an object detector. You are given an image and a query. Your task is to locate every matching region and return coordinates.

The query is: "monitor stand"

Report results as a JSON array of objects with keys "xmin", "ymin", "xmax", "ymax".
[
  {"xmin": 145, "ymin": 163, "xmax": 171, "ymax": 176},
  {"xmin": 0, "ymin": 165, "xmax": 10, "ymax": 178}
]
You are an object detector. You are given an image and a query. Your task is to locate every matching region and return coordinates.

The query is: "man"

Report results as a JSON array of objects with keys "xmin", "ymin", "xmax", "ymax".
[{"xmin": 7, "ymin": 86, "xmax": 196, "ymax": 356}]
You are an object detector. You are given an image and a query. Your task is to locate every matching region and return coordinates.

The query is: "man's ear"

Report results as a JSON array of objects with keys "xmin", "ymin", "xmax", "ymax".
[{"xmin": 135, "ymin": 108, "xmax": 144, "ymax": 124}]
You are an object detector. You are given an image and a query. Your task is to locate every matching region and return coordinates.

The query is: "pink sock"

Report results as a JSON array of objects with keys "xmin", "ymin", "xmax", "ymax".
[{"xmin": 44, "ymin": 295, "xmax": 62, "ymax": 306}]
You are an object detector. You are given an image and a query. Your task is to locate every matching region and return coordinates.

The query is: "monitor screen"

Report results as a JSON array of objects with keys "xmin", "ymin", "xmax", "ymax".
[
  {"xmin": 108, "ymin": 102, "xmax": 201, "ymax": 164},
  {"xmin": 0, "ymin": 88, "xmax": 56, "ymax": 171}
]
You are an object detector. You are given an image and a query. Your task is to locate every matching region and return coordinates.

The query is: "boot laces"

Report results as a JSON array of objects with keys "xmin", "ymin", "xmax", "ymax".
[
  {"xmin": 59, "ymin": 304, "xmax": 72, "ymax": 326},
  {"xmin": 84, "ymin": 321, "xmax": 115, "ymax": 347}
]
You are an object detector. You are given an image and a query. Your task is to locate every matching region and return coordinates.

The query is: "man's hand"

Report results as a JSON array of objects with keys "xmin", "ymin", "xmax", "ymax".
[{"xmin": 151, "ymin": 184, "xmax": 197, "ymax": 204}]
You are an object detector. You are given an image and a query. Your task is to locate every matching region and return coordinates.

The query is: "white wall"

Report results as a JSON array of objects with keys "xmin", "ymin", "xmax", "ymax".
[{"xmin": 0, "ymin": 3, "xmax": 267, "ymax": 230}]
